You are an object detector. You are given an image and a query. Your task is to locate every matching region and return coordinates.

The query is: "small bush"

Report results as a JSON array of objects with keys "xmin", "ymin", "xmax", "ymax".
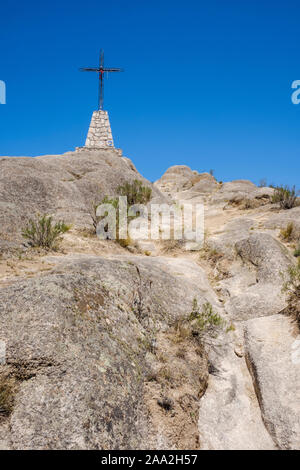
[
  {"xmin": 161, "ymin": 239, "xmax": 182, "ymax": 253},
  {"xmin": 173, "ymin": 321, "xmax": 191, "ymax": 342},
  {"xmin": 90, "ymin": 180, "xmax": 151, "ymax": 246},
  {"xmin": 157, "ymin": 396, "xmax": 174, "ymax": 411},
  {"xmin": 117, "ymin": 179, "xmax": 152, "ymax": 206},
  {"xmin": 22, "ymin": 215, "xmax": 70, "ymax": 250},
  {"xmin": 294, "ymin": 245, "xmax": 300, "ymax": 258},
  {"xmin": 101, "ymin": 195, "xmax": 119, "ymax": 209},
  {"xmin": 272, "ymin": 185, "xmax": 299, "ymax": 210},
  {"xmin": 189, "ymin": 300, "xmax": 224, "ymax": 332},
  {"xmin": 280, "ymin": 222, "xmax": 295, "ymax": 241},
  {"xmin": 95, "ymin": 196, "xmax": 134, "ymax": 248},
  {"xmin": 282, "ymin": 261, "xmax": 300, "ymax": 326},
  {"xmin": 199, "ymin": 246, "xmax": 224, "ymax": 264},
  {"xmin": 117, "ymin": 236, "xmax": 132, "ymax": 249},
  {"xmin": 282, "ymin": 262, "xmax": 300, "ymax": 299}
]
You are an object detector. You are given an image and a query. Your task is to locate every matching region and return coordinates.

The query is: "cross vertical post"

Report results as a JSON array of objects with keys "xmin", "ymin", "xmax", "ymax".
[{"xmin": 80, "ymin": 49, "xmax": 123, "ymax": 111}]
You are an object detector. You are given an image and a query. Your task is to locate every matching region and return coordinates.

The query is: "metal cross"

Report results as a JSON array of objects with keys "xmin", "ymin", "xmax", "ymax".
[{"xmin": 80, "ymin": 50, "xmax": 123, "ymax": 110}]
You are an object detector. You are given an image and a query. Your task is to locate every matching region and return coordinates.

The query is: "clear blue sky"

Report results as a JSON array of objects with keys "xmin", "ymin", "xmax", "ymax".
[{"xmin": 0, "ymin": 0, "xmax": 299, "ymax": 186}]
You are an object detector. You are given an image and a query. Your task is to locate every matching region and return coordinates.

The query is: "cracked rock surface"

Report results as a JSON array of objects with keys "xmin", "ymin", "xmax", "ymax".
[{"xmin": 0, "ymin": 155, "xmax": 299, "ymax": 449}]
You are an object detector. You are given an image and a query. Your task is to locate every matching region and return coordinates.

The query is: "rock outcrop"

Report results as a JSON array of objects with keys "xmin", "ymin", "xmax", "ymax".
[
  {"xmin": 155, "ymin": 166, "xmax": 219, "ymax": 197},
  {"xmin": 210, "ymin": 180, "xmax": 274, "ymax": 205},
  {"xmin": 0, "ymin": 150, "xmax": 165, "ymax": 242},
  {"xmin": 223, "ymin": 233, "xmax": 291, "ymax": 321},
  {"xmin": 0, "ymin": 254, "xmax": 214, "ymax": 449},
  {"xmin": 0, "ymin": 157, "xmax": 299, "ymax": 450}
]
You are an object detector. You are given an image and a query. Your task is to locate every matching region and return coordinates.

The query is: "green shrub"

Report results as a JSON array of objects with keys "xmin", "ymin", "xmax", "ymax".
[
  {"xmin": 89, "ymin": 180, "xmax": 151, "ymax": 235},
  {"xmin": 294, "ymin": 245, "xmax": 300, "ymax": 258},
  {"xmin": 95, "ymin": 196, "xmax": 135, "ymax": 248},
  {"xmin": 271, "ymin": 185, "xmax": 299, "ymax": 209},
  {"xmin": 189, "ymin": 299, "xmax": 224, "ymax": 332},
  {"xmin": 117, "ymin": 179, "xmax": 152, "ymax": 205},
  {"xmin": 173, "ymin": 299, "xmax": 234, "ymax": 349},
  {"xmin": 89, "ymin": 202, "xmax": 101, "ymax": 233},
  {"xmin": 89, "ymin": 196, "xmax": 117, "ymax": 234},
  {"xmin": 90, "ymin": 180, "xmax": 151, "ymax": 245},
  {"xmin": 22, "ymin": 215, "xmax": 70, "ymax": 250}
]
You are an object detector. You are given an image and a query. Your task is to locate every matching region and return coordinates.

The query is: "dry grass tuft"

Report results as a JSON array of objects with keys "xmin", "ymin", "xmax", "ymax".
[
  {"xmin": 0, "ymin": 374, "xmax": 18, "ymax": 419},
  {"xmin": 282, "ymin": 260, "xmax": 300, "ymax": 327},
  {"xmin": 280, "ymin": 222, "xmax": 299, "ymax": 242}
]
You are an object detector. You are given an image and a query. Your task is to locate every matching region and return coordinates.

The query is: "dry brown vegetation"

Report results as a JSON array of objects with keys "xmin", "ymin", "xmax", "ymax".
[
  {"xmin": 282, "ymin": 260, "xmax": 300, "ymax": 327},
  {"xmin": 280, "ymin": 222, "xmax": 300, "ymax": 242},
  {"xmin": 144, "ymin": 322, "xmax": 208, "ymax": 449},
  {"xmin": 0, "ymin": 374, "xmax": 17, "ymax": 419},
  {"xmin": 272, "ymin": 185, "xmax": 299, "ymax": 210},
  {"xmin": 227, "ymin": 197, "xmax": 270, "ymax": 210}
]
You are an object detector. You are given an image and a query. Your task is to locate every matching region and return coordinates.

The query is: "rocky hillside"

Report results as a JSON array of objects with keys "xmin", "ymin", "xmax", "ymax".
[
  {"xmin": 0, "ymin": 149, "xmax": 166, "ymax": 251},
  {"xmin": 0, "ymin": 151, "xmax": 299, "ymax": 449}
]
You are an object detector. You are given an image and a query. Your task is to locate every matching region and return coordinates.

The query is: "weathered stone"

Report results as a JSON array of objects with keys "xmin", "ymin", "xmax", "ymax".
[
  {"xmin": 223, "ymin": 233, "xmax": 291, "ymax": 321},
  {"xmin": 235, "ymin": 232, "xmax": 291, "ymax": 284},
  {"xmin": 0, "ymin": 254, "xmax": 215, "ymax": 449},
  {"xmin": 244, "ymin": 315, "xmax": 300, "ymax": 449},
  {"xmin": 0, "ymin": 150, "xmax": 165, "ymax": 242},
  {"xmin": 198, "ymin": 327, "xmax": 276, "ymax": 450},
  {"xmin": 0, "ymin": 156, "xmax": 299, "ymax": 451}
]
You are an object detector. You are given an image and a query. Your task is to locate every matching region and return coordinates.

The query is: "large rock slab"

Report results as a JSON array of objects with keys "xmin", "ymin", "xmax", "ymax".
[
  {"xmin": 235, "ymin": 232, "xmax": 292, "ymax": 284},
  {"xmin": 211, "ymin": 180, "xmax": 274, "ymax": 205},
  {"xmin": 198, "ymin": 327, "xmax": 276, "ymax": 450},
  {"xmin": 223, "ymin": 233, "xmax": 291, "ymax": 320},
  {"xmin": 207, "ymin": 218, "xmax": 255, "ymax": 257},
  {"xmin": 225, "ymin": 283, "xmax": 287, "ymax": 321},
  {"xmin": 263, "ymin": 206, "xmax": 300, "ymax": 232},
  {"xmin": 0, "ymin": 254, "xmax": 214, "ymax": 449},
  {"xmin": 244, "ymin": 314, "xmax": 300, "ymax": 449}
]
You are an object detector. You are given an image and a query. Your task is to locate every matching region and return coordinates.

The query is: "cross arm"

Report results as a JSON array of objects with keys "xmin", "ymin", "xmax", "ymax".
[
  {"xmin": 79, "ymin": 67, "xmax": 100, "ymax": 72},
  {"xmin": 102, "ymin": 68, "xmax": 124, "ymax": 72}
]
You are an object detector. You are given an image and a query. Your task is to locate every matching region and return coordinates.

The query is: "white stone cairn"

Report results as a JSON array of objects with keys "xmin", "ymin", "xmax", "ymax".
[{"xmin": 85, "ymin": 110, "xmax": 114, "ymax": 148}]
